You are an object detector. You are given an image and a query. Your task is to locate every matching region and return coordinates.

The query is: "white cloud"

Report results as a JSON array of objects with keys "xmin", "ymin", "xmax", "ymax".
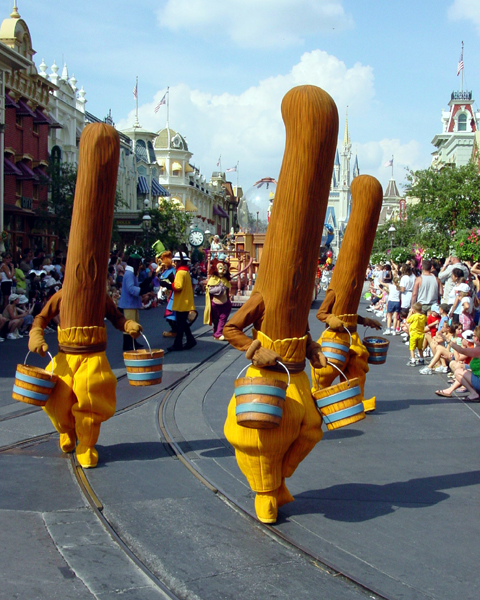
[
  {"xmin": 448, "ymin": 0, "xmax": 480, "ymax": 33},
  {"xmin": 117, "ymin": 50, "xmax": 375, "ymax": 190},
  {"xmin": 157, "ymin": 0, "xmax": 353, "ymax": 48}
]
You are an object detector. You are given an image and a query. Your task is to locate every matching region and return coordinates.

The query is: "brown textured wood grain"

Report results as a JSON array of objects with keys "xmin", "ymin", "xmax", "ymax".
[
  {"xmin": 320, "ymin": 175, "xmax": 383, "ymax": 317},
  {"xmin": 253, "ymin": 85, "xmax": 338, "ymax": 340},
  {"xmin": 60, "ymin": 124, "xmax": 120, "ymax": 328}
]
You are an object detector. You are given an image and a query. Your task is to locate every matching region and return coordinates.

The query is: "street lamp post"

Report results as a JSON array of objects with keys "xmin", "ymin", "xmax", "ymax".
[
  {"xmin": 142, "ymin": 213, "xmax": 151, "ymax": 252},
  {"xmin": 388, "ymin": 225, "xmax": 396, "ymax": 250}
]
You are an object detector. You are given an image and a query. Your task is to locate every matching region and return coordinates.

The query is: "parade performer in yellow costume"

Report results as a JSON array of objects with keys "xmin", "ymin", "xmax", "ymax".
[
  {"xmin": 28, "ymin": 124, "xmax": 141, "ymax": 468},
  {"xmin": 312, "ymin": 175, "xmax": 383, "ymax": 413},
  {"xmin": 224, "ymin": 85, "xmax": 338, "ymax": 524}
]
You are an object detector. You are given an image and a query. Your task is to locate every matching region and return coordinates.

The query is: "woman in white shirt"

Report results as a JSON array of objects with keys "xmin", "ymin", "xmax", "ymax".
[
  {"xmin": 379, "ymin": 277, "xmax": 401, "ymax": 335},
  {"xmin": 399, "ymin": 264, "xmax": 415, "ymax": 310}
]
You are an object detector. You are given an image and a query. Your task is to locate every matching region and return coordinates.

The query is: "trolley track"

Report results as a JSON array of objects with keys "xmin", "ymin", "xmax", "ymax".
[{"xmin": 1, "ymin": 329, "xmax": 393, "ymax": 600}]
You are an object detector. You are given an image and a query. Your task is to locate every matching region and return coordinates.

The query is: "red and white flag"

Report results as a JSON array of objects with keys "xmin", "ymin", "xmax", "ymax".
[
  {"xmin": 457, "ymin": 44, "xmax": 464, "ymax": 76},
  {"xmin": 384, "ymin": 159, "xmax": 393, "ymax": 167},
  {"xmin": 154, "ymin": 92, "xmax": 167, "ymax": 113},
  {"xmin": 226, "ymin": 166, "xmax": 237, "ymax": 172}
]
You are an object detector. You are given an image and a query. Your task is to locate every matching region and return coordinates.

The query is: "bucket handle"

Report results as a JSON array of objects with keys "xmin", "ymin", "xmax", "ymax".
[
  {"xmin": 320, "ymin": 325, "xmax": 352, "ymax": 347},
  {"xmin": 23, "ymin": 351, "xmax": 55, "ymax": 379},
  {"xmin": 236, "ymin": 360, "xmax": 291, "ymax": 387},
  {"xmin": 133, "ymin": 332, "xmax": 152, "ymax": 356},
  {"xmin": 313, "ymin": 360, "xmax": 350, "ymax": 388}
]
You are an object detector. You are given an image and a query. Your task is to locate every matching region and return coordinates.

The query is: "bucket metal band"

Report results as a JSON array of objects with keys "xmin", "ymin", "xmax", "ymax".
[
  {"xmin": 321, "ymin": 341, "xmax": 349, "ymax": 352},
  {"xmin": 127, "ymin": 371, "xmax": 163, "ymax": 381},
  {"xmin": 321, "ymin": 351, "xmax": 347, "ymax": 364},
  {"xmin": 367, "ymin": 346, "xmax": 388, "ymax": 353},
  {"xmin": 13, "ymin": 384, "xmax": 49, "ymax": 402},
  {"xmin": 322, "ymin": 403, "xmax": 364, "ymax": 424},
  {"xmin": 124, "ymin": 358, "xmax": 164, "ymax": 367},
  {"xmin": 315, "ymin": 385, "xmax": 361, "ymax": 408},
  {"xmin": 15, "ymin": 372, "xmax": 56, "ymax": 388},
  {"xmin": 368, "ymin": 356, "xmax": 386, "ymax": 363},
  {"xmin": 235, "ymin": 403, "xmax": 283, "ymax": 418},
  {"xmin": 235, "ymin": 385, "xmax": 286, "ymax": 399}
]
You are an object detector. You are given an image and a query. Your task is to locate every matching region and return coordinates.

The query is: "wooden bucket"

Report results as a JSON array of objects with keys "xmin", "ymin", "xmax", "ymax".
[
  {"xmin": 363, "ymin": 335, "xmax": 390, "ymax": 365},
  {"xmin": 234, "ymin": 362, "xmax": 290, "ymax": 429},
  {"xmin": 320, "ymin": 327, "xmax": 351, "ymax": 369},
  {"xmin": 123, "ymin": 334, "xmax": 164, "ymax": 386},
  {"xmin": 12, "ymin": 352, "xmax": 58, "ymax": 407},
  {"xmin": 313, "ymin": 363, "xmax": 365, "ymax": 430}
]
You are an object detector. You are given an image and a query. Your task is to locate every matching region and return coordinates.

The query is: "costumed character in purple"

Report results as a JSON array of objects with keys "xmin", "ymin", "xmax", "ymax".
[
  {"xmin": 158, "ymin": 251, "xmax": 177, "ymax": 338},
  {"xmin": 204, "ymin": 255, "xmax": 232, "ymax": 340}
]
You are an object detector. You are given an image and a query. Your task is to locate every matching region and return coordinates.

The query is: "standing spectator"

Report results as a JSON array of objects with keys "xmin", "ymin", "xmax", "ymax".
[
  {"xmin": 379, "ymin": 276, "xmax": 401, "ymax": 335},
  {"xmin": 399, "ymin": 264, "xmax": 415, "ymax": 311},
  {"xmin": 0, "ymin": 252, "xmax": 14, "ymax": 311},
  {"xmin": 411, "ymin": 259, "xmax": 441, "ymax": 315},
  {"xmin": 118, "ymin": 254, "xmax": 151, "ymax": 350},
  {"xmin": 438, "ymin": 255, "xmax": 470, "ymax": 305}
]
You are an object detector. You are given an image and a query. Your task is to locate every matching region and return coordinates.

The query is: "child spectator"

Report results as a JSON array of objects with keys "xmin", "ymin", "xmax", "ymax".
[
  {"xmin": 380, "ymin": 276, "xmax": 401, "ymax": 335},
  {"xmin": 407, "ymin": 302, "xmax": 427, "ymax": 366}
]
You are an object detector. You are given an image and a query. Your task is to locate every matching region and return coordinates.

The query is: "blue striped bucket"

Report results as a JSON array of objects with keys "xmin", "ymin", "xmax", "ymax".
[
  {"xmin": 123, "ymin": 335, "xmax": 164, "ymax": 386},
  {"xmin": 363, "ymin": 336, "xmax": 390, "ymax": 365},
  {"xmin": 234, "ymin": 362, "xmax": 290, "ymax": 429},
  {"xmin": 320, "ymin": 327, "xmax": 351, "ymax": 369},
  {"xmin": 12, "ymin": 352, "xmax": 58, "ymax": 407},
  {"xmin": 313, "ymin": 372, "xmax": 365, "ymax": 430}
]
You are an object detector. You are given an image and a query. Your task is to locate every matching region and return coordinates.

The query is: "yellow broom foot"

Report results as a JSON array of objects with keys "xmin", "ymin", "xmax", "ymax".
[
  {"xmin": 76, "ymin": 444, "xmax": 98, "ymax": 468},
  {"xmin": 277, "ymin": 480, "xmax": 294, "ymax": 507},
  {"xmin": 59, "ymin": 431, "xmax": 76, "ymax": 453},
  {"xmin": 255, "ymin": 490, "xmax": 278, "ymax": 524},
  {"xmin": 363, "ymin": 396, "xmax": 376, "ymax": 413}
]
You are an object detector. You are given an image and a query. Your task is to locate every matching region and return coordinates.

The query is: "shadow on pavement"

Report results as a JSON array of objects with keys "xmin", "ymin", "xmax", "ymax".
[{"xmin": 281, "ymin": 470, "xmax": 480, "ymax": 522}]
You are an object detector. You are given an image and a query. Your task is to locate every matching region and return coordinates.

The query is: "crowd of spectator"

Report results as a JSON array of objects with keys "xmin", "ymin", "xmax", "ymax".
[{"xmin": 366, "ymin": 255, "xmax": 480, "ymax": 401}]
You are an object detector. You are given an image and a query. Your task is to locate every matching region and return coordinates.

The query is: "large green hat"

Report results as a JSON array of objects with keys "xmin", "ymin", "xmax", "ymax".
[{"xmin": 151, "ymin": 239, "xmax": 165, "ymax": 257}]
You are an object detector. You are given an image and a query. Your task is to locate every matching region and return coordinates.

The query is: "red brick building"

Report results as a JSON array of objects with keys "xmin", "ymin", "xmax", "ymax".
[{"xmin": 0, "ymin": 4, "xmax": 56, "ymax": 257}]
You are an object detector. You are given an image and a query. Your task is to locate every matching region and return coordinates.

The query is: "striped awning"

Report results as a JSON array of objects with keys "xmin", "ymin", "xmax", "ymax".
[
  {"xmin": 185, "ymin": 198, "xmax": 198, "ymax": 212},
  {"xmin": 137, "ymin": 175, "xmax": 149, "ymax": 194},
  {"xmin": 151, "ymin": 179, "xmax": 170, "ymax": 196}
]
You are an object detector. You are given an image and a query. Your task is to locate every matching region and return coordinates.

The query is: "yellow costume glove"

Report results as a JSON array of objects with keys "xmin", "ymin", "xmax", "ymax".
[
  {"xmin": 306, "ymin": 340, "xmax": 327, "ymax": 369},
  {"xmin": 28, "ymin": 327, "xmax": 48, "ymax": 357},
  {"xmin": 124, "ymin": 320, "xmax": 143, "ymax": 339},
  {"xmin": 245, "ymin": 339, "xmax": 281, "ymax": 368},
  {"xmin": 325, "ymin": 314, "xmax": 346, "ymax": 331},
  {"xmin": 363, "ymin": 317, "xmax": 382, "ymax": 330}
]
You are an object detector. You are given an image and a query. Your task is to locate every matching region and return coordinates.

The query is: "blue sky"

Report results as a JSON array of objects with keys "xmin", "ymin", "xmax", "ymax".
[{"xmin": 11, "ymin": 0, "xmax": 480, "ymax": 195}]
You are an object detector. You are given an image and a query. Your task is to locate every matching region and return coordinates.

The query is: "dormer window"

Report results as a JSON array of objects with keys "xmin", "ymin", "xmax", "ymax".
[{"xmin": 458, "ymin": 113, "xmax": 467, "ymax": 131}]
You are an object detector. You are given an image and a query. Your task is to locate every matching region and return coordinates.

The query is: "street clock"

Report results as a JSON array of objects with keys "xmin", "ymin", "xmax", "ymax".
[{"xmin": 188, "ymin": 227, "xmax": 205, "ymax": 247}]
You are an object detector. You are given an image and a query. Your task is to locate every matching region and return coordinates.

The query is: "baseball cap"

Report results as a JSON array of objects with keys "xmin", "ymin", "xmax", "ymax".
[
  {"xmin": 462, "ymin": 330, "xmax": 474, "ymax": 341},
  {"xmin": 457, "ymin": 283, "xmax": 470, "ymax": 293},
  {"xmin": 430, "ymin": 303, "xmax": 440, "ymax": 314},
  {"xmin": 18, "ymin": 295, "xmax": 28, "ymax": 304}
]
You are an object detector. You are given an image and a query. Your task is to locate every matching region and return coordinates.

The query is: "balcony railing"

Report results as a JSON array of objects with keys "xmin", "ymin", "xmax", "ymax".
[{"xmin": 451, "ymin": 91, "xmax": 472, "ymax": 101}]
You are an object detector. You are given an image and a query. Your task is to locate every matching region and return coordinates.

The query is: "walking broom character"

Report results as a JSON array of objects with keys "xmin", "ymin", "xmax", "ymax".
[
  {"xmin": 28, "ymin": 124, "xmax": 142, "ymax": 468},
  {"xmin": 312, "ymin": 175, "xmax": 384, "ymax": 413},
  {"xmin": 223, "ymin": 85, "xmax": 338, "ymax": 523}
]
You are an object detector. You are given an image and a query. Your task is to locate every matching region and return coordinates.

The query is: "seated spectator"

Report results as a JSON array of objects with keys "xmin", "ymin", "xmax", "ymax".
[
  {"xmin": 435, "ymin": 328, "xmax": 480, "ymax": 400},
  {"xmin": 419, "ymin": 325, "xmax": 468, "ymax": 375}
]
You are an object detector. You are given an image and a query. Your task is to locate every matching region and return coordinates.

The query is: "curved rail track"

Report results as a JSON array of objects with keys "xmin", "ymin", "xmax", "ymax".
[{"xmin": 0, "ymin": 332, "xmax": 389, "ymax": 600}]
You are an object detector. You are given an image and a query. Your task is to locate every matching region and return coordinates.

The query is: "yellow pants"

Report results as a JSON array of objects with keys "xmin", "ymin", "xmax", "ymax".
[
  {"xmin": 224, "ymin": 333, "xmax": 323, "ymax": 493},
  {"xmin": 312, "ymin": 329, "xmax": 371, "ymax": 402},
  {"xmin": 43, "ymin": 326, "xmax": 116, "ymax": 448}
]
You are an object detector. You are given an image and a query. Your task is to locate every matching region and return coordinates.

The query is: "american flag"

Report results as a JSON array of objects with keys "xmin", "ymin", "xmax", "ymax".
[
  {"xmin": 384, "ymin": 158, "xmax": 393, "ymax": 167},
  {"xmin": 226, "ymin": 166, "xmax": 237, "ymax": 172},
  {"xmin": 216, "ymin": 155, "xmax": 221, "ymax": 167},
  {"xmin": 457, "ymin": 44, "xmax": 464, "ymax": 76},
  {"xmin": 133, "ymin": 83, "xmax": 137, "ymax": 99},
  {"xmin": 154, "ymin": 92, "xmax": 167, "ymax": 113}
]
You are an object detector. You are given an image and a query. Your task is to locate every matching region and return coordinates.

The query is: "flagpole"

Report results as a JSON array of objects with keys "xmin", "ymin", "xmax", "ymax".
[
  {"xmin": 236, "ymin": 161, "xmax": 239, "ymax": 190},
  {"xmin": 461, "ymin": 41, "xmax": 464, "ymax": 93},
  {"xmin": 166, "ymin": 87, "xmax": 170, "ymax": 129},
  {"xmin": 391, "ymin": 155, "xmax": 394, "ymax": 179},
  {"xmin": 135, "ymin": 76, "xmax": 139, "ymax": 127}
]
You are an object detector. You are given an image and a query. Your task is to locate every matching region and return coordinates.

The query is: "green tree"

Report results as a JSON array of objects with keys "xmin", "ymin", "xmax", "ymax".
[
  {"xmin": 372, "ymin": 160, "xmax": 480, "ymax": 260},
  {"xmin": 146, "ymin": 199, "xmax": 192, "ymax": 253}
]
